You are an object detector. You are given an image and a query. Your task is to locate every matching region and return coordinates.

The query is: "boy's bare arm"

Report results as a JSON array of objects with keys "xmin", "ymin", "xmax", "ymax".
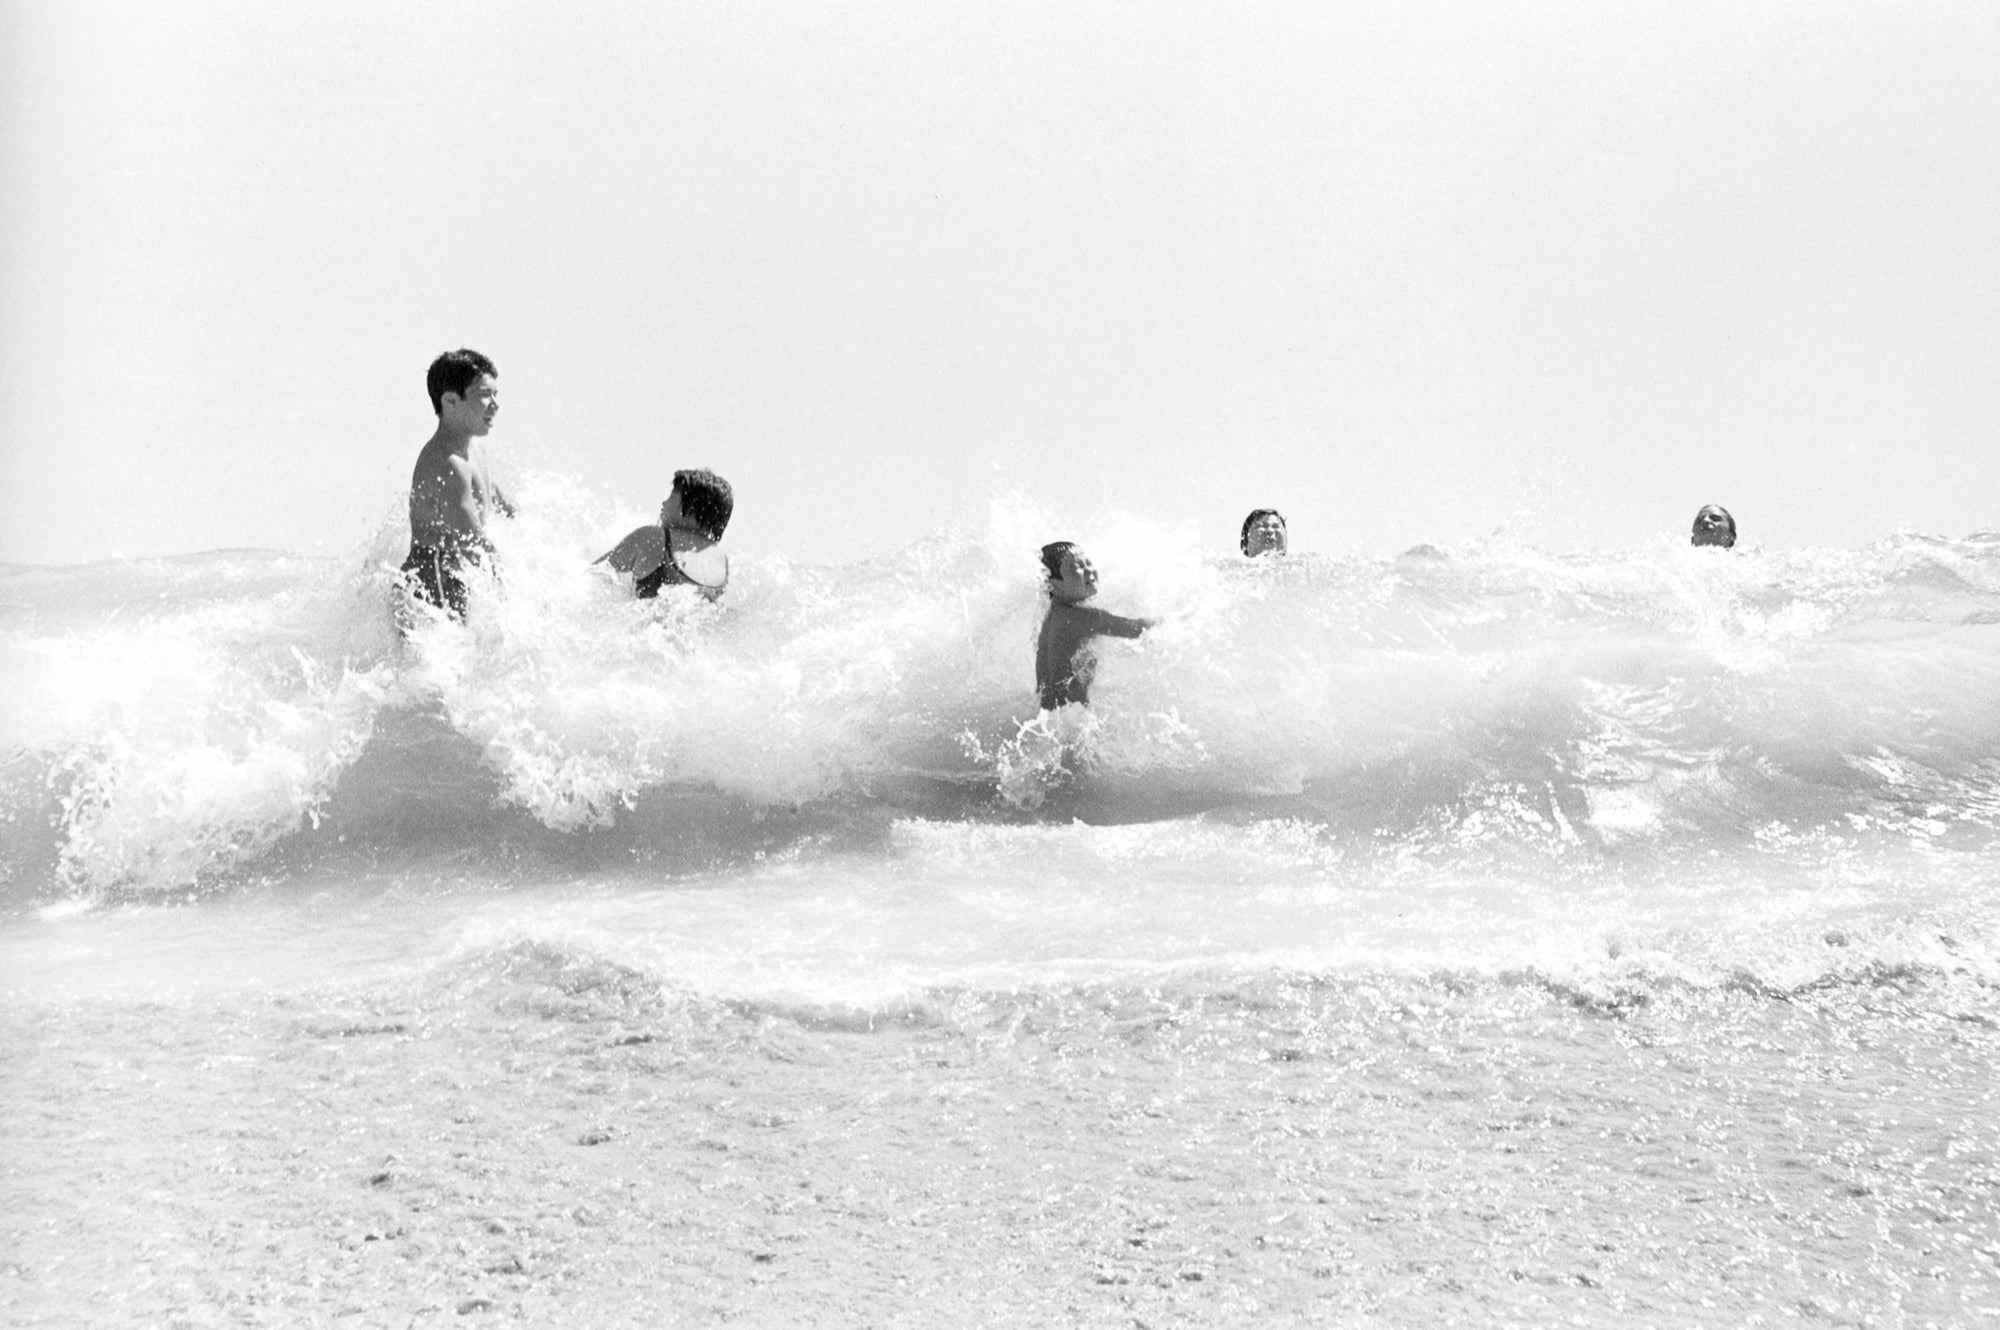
[
  {"xmin": 451, "ymin": 457, "xmax": 486, "ymax": 530},
  {"xmin": 1085, "ymin": 606, "xmax": 1155, "ymax": 639},
  {"xmin": 465, "ymin": 455, "xmax": 517, "ymax": 525}
]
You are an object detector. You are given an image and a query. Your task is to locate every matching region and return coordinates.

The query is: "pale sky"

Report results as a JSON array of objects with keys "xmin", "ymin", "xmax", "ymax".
[{"xmin": 3, "ymin": 1, "xmax": 1996, "ymax": 567}]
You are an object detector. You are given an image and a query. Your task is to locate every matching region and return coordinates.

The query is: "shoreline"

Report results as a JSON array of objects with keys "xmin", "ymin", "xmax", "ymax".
[{"xmin": 6, "ymin": 951, "xmax": 1994, "ymax": 1326}]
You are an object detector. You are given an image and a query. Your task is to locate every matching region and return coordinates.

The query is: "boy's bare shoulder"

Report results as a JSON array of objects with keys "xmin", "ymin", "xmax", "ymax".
[{"xmin": 598, "ymin": 524, "xmax": 665, "ymax": 575}]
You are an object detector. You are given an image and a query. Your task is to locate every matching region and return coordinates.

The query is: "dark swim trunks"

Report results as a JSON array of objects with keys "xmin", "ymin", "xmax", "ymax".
[{"xmin": 401, "ymin": 544, "xmax": 473, "ymax": 619}]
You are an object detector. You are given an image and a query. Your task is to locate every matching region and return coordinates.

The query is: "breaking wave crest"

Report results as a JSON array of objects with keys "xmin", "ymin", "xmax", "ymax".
[{"xmin": 8, "ymin": 478, "xmax": 2000, "ymax": 908}]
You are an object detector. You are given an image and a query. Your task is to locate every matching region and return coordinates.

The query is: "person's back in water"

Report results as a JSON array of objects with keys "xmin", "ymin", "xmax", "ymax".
[{"xmin": 597, "ymin": 468, "xmax": 733, "ymax": 602}]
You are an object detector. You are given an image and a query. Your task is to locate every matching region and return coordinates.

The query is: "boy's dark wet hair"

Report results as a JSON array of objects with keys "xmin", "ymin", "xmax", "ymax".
[
  {"xmin": 1240, "ymin": 508, "xmax": 1286, "ymax": 555},
  {"xmin": 1040, "ymin": 541, "xmax": 1077, "ymax": 582},
  {"xmin": 426, "ymin": 349, "xmax": 497, "ymax": 414},
  {"xmin": 674, "ymin": 468, "xmax": 735, "ymax": 542}
]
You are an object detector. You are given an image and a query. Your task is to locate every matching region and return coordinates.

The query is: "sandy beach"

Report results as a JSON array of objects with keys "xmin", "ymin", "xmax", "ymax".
[{"xmin": 8, "ymin": 940, "xmax": 1995, "ymax": 1328}]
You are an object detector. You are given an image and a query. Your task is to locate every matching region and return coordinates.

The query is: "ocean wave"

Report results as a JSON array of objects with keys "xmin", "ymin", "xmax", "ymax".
[{"xmin": 8, "ymin": 479, "xmax": 2000, "ymax": 897}]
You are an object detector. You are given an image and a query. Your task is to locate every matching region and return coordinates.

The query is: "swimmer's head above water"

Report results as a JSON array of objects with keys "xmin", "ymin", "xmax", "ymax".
[
  {"xmin": 1040, "ymin": 541, "xmax": 1099, "ymax": 604},
  {"xmin": 1691, "ymin": 504, "xmax": 1737, "ymax": 549},
  {"xmin": 1241, "ymin": 509, "xmax": 1287, "ymax": 557}
]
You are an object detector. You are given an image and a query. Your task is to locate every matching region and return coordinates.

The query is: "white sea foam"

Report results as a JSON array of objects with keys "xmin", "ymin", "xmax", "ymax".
[{"xmin": 4, "ymin": 480, "xmax": 2000, "ymax": 1005}]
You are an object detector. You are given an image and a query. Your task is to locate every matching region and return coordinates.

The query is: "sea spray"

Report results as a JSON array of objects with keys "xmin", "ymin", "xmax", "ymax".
[
  {"xmin": 8, "ymin": 476, "xmax": 2000, "ymax": 909},
  {"xmin": 0, "ymin": 551, "xmax": 399, "ymax": 895}
]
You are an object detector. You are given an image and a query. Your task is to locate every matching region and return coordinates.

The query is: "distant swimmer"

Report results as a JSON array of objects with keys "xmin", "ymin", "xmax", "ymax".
[
  {"xmin": 596, "ymin": 468, "xmax": 733, "ymax": 602},
  {"xmin": 1691, "ymin": 504, "xmax": 1737, "ymax": 549},
  {"xmin": 1035, "ymin": 541, "xmax": 1156, "ymax": 710},
  {"xmin": 401, "ymin": 349, "xmax": 513, "ymax": 620},
  {"xmin": 1241, "ymin": 509, "xmax": 1288, "ymax": 558}
]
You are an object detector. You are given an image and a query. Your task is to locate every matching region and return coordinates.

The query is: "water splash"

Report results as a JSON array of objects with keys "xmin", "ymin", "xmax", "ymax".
[{"xmin": 9, "ymin": 483, "xmax": 2000, "ymax": 904}]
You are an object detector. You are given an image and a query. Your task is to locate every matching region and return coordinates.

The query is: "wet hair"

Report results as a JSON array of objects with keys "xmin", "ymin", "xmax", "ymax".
[
  {"xmin": 426, "ymin": 349, "xmax": 497, "ymax": 415},
  {"xmin": 1040, "ymin": 541, "xmax": 1078, "ymax": 583},
  {"xmin": 1240, "ymin": 508, "xmax": 1287, "ymax": 556},
  {"xmin": 673, "ymin": 468, "xmax": 734, "ymax": 542},
  {"xmin": 1691, "ymin": 504, "xmax": 1737, "ymax": 549}
]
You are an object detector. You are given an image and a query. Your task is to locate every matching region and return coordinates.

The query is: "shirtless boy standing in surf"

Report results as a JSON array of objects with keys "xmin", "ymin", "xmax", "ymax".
[
  {"xmin": 1035, "ymin": 541, "xmax": 1156, "ymax": 710},
  {"xmin": 402, "ymin": 349, "xmax": 513, "ymax": 619}
]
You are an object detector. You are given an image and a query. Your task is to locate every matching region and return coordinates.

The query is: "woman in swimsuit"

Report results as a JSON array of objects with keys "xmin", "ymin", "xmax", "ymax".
[{"xmin": 596, "ymin": 468, "xmax": 734, "ymax": 601}]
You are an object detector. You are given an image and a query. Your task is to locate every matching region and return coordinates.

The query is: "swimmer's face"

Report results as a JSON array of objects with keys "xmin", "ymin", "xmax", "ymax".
[
  {"xmin": 1691, "ymin": 505, "xmax": 1736, "ymax": 549},
  {"xmin": 660, "ymin": 485, "xmax": 684, "ymax": 530},
  {"xmin": 1245, "ymin": 513, "xmax": 1287, "ymax": 557},
  {"xmin": 441, "ymin": 374, "xmax": 499, "ymax": 437},
  {"xmin": 1051, "ymin": 549, "xmax": 1099, "ymax": 604}
]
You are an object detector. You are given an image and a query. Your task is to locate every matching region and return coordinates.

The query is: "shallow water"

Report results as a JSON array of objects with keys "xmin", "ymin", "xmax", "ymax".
[
  {"xmin": 7, "ymin": 935, "xmax": 1996, "ymax": 1327},
  {"xmin": 4, "ymin": 500, "xmax": 1999, "ymax": 1324}
]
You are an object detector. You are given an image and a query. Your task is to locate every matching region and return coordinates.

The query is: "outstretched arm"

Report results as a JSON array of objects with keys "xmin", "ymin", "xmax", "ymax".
[{"xmin": 1083, "ymin": 606, "xmax": 1155, "ymax": 639}]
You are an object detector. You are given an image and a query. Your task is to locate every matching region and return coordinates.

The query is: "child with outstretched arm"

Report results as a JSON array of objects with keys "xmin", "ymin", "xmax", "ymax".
[{"xmin": 1035, "ymin": 541, "xmax": 1157, "ymax": 710}]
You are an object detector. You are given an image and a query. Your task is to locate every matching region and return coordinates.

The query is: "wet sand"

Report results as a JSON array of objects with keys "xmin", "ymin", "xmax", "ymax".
[{"xmin": 5, "ymin": 946, "xmax": 1997, "ymax": 1327}]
